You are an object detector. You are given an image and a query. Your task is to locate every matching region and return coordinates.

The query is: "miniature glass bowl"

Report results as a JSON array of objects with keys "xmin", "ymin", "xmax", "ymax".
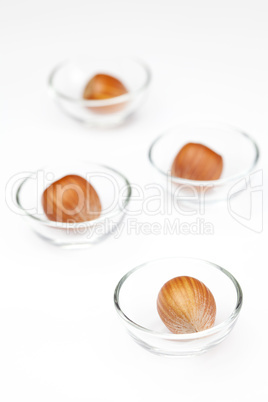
[
  {"xmin": 15, "ymin": 163, "xmax": 131, "ymax": 248},
  {"xmin": 148, "ymin": 123, "xmax": 259, "ymax": 203},
  {"xmin": 48, "ymin": 56, "xmax": 151, "ymax": 127},
  {"xmin": 114, "ymin": 257, "xmax": 243, "ymax": 357}
]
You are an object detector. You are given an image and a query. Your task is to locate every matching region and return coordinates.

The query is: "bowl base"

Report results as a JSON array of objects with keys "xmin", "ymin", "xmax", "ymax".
[
  {"xmin": 57, "ymin": 103, "xmax": 132, "ymax": 128},
  {"xmin": 129, "ymin": 332, "xmax": 209, "ymax": 357},
  {"xmin": 35, "ymin": 232, "xmax": 99, "ymax": 249}
]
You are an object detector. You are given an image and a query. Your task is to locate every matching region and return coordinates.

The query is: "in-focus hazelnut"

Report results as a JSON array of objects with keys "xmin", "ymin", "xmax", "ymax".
[{"xmin": 157, "ymin": 276, "xmax": 216, "ymax": 334}]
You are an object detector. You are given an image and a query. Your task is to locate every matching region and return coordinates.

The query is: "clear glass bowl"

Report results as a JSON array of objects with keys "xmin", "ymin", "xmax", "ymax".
[
  {"xmin": 148, "ymin": 123, "xmax": 259, "ymax": 203},
  {"xmin": 48, "ymin": 56, "xmax": 151, "ymax": 127},
  {"xmin": 15, "ymin": 163, "xmax": 131, "ymax": 248},
  {"xmin": 114, "ymin": 257, "xmax": 243, "ymax": 357}
]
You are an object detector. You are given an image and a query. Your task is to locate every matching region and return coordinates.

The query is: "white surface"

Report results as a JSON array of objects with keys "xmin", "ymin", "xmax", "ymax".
[{"xmin": 1, "ymin": 1, "xmax": 267, "ymax": 400}]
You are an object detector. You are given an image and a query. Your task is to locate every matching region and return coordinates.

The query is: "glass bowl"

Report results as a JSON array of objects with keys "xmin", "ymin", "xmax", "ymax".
[
  {"xmin": 148, "ymin": 123, "xmax": 259, "ymax": 203},
  {"xmin": 48, "ymin": 56, "xmax": 151, "ymax": 127},
  {"xmin": 15, "ymin": 163, "xmax": 131, "ymax": 248},
  {"xmin": 114, "ymin": 257, "xmax": 243, "ymax": 357}
]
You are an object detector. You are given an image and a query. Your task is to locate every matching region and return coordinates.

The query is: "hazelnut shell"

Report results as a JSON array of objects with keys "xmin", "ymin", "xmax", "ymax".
[
  {"xmin": 157, "ymin": 276, "xmax": 216, "ymax": 334},
  {"xmin": 42, "ymin": 174, "xmax": 102, "ymax": 223},
  {"xmin": 83, "ymin": 73, "xmax": 128, "ymax": 114},
  {"xmin": 171, "ymin": 143, "xmax": 223, "ymax": 181}
]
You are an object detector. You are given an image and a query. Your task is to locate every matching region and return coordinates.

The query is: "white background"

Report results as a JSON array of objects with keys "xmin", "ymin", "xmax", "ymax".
[{"xmin": 1, "ymin": 0, "xmax": 267, "ymax": 401}]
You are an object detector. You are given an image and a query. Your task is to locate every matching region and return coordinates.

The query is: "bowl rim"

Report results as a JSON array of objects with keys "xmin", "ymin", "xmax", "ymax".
[
  {"xmin": 114, "ymin": 257, "xmax": 243, "ymax": 340},
  {"xmin": 48, "ymin": 56, "xmax": 152, "ymax": 107},
  {"xmin": 15, "ymin": 163, "xmax": 132, "ymax": 229},
  {"xmin": 148, "ymin": 123, "xmax": 260, "ymax": 186}
]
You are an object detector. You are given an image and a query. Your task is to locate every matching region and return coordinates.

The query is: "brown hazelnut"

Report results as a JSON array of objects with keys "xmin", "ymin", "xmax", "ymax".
[
  {"xmin": 83, "ymin": 73, "xmax": 128, "ymax": 114},
  {"xmin": 42, "ymin": 175, "xmax": 101, "ymax": 223},
  {"xmin": 171, "ymin": 143, "xmax": 223, "ymax": 181},
  {"xmin": 157, "ymin": 276, "xmax": 216, "ymax": 334}
]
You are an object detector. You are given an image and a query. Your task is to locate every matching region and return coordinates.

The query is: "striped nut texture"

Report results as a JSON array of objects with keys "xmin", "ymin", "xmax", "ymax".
[
  {"xmin": 42, "ymin": 175, "xmax": 102, "ymax": 223},
  {"xmin": 83, "ymin": 74, "xmax": 128, "ymax": 114},
  {"xmin": 157, "ymin": 276, "xmax": 216, "ymax": 334},
  {"xmin": 171, "ymin": 143, "xmax": 223, "ymax": 181}
]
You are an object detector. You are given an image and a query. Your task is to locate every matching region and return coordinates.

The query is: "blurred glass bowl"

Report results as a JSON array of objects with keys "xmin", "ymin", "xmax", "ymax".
[
  {"xmin": 148, "ymin": 123, "xmax": 259, "ymax": 203},
  {"xmin": 15, "ymin": 163, "xmax": 131, "ymax": 248},
  {"xmin": 48, "ymin": 56, "xmax": 151, "ymax": 127}
]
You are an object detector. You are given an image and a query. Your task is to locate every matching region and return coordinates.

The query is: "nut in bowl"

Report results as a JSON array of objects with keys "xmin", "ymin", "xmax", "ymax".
[
  {"xmin": 48, "ymin": 56, "xmax": 151, "ymax": 127},
  {"xmin": 114, "ymin": 257, "xmax": 243, "ymax": 357},
  {"xmin": 148, "ymin": 123, "xmax": 259, "ymax": 203},
  {"xmin": 15, "ymin": 163, "xmax": 131, "ymax": 248}
]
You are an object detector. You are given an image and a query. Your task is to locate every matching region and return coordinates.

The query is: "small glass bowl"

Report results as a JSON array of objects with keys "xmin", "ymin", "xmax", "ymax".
[
  {"xmin": 15, "ymin": 163, "xmax": 131, "ymax": 248},
  {"xmin": 48, "ymin": 56, "xmax": 151, "ymax": 127},
  {"xmin": 114, "ymin": 257, "xmax": 243, "ymax": 357},
  {"xmin": 148, "ymin": 123, "xmax": 259, "ymax": 203}
]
